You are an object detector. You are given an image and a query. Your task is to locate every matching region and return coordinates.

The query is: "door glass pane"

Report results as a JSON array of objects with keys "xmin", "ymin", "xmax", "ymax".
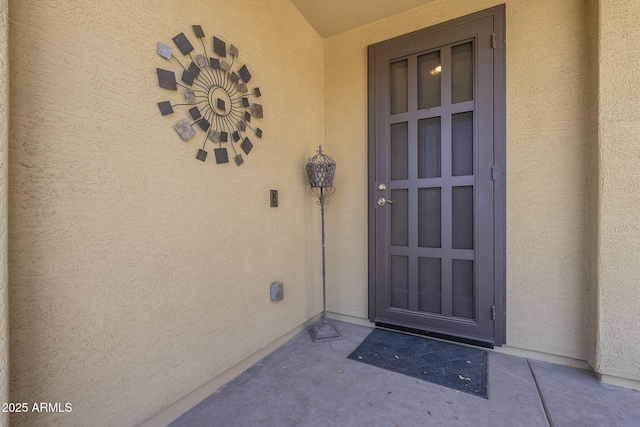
[
  {"xmin": 451, "ymin": 42, "xmax": 473, "ymax": 103},
  {"xmin": 418, "ymin": 257, "xmax": 441, "ymax": 314},
  {"xmin": 418, "ymin": 51, "xmax": 441, "ymax": 109},
  {"xmin": 452, "ymin": 259, "xmax": 474, "ymax": 319},
  {"xmin": 452, "ymin": 186, "xmax": 474, "ymax": 249},
  {"xmin": 418, "ymin": 188, "xmax": 441, "ymax": 248},
  {"xmin": 452, "ymin": 112, "xmax": 474, "ymax": 176},
  {"xmin": 390, "ymin": 122, "xmax": 408, "ymax": 180},
  {"xmin": 418, "ymin": 117, "xmax": 441, "ymax": 178},
  {"xmin": 391, "ymin": 189, "xmax": 408, "ymax": 247},
  {"xmin": 390, "ymin": 59, "xmax": 408, "ymax": 114},
  {"xmin": 391, "ymin": 256, "xmax": 409, "ymax": 309}
]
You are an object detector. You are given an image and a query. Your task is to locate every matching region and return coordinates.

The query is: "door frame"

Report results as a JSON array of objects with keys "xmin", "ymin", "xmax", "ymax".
[{"xmin": 367, "ymin": 5, "xmax": 506, "ymax": 346}]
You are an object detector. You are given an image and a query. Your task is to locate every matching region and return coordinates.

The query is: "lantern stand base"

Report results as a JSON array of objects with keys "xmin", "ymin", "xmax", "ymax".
[{"xmin": 309, "ymin": 320, "xmax": 341, "ymax": 342}]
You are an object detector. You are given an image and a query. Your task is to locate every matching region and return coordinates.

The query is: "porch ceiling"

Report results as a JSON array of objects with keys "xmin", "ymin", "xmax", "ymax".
[{"xmin": 289, "ymin": 0, "xmax": 439, "ymax": 38}]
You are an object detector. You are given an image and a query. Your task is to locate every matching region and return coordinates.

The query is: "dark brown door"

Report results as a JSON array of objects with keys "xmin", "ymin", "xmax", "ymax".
[{"xmin": 368, "ymin": 7, "xmax": 505, "ymax": 345}]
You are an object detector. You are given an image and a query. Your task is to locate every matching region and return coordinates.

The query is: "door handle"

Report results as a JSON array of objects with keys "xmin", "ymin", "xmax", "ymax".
[{"xmin": 377, "ymin": 197, "xmax": 395, "ymax": 206}]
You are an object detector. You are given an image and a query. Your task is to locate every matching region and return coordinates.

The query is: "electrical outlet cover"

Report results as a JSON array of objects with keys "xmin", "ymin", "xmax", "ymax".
[{"xmin": 270, "ymin": 282, "xmax": 284, "ymax": 301}]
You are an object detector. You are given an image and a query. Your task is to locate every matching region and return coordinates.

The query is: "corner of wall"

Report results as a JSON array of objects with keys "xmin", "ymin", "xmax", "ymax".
[
  {"xmin": 585, "ymin": 0, "xmax": 601, "ymax": 373},
  {"xmin": 594, "ymin": 0, "xmax": 640, "ymax": 383},
  {"xmin": 0, "ymin": 0, "xmax": 10, "ymax": 424},
  {"xmin": 597, "ymin": 373, "xmax": 640, "ymax": 392}
]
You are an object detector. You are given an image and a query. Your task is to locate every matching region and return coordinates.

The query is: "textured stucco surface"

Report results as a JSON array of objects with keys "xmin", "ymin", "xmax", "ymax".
[
  {"xmin": 324, "ymin": 0, "xmax": 591, "ymax": 360},
  {"xmin": 5, "ymin": 1, "xmax": 640, "ymax": 425},
  {"xmin": 8, "ymin": 0, "xmax": 324, "ymax": 425},
  {"xmin": 585, "ymin": 0, "xmax": 600, "ymax": 374},
  {"xmin": 0, "ymin": 0, "xmax": 10, "ymax": 425},
  {"xmin": 596, "ymin": 0, "xmax": 640, "ymax": 382}
]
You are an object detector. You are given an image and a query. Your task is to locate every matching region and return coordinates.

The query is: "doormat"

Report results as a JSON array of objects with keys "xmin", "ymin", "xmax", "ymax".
[{"xmin": 347, "ymin": 328, "xmax": 488, "ymax": 398}]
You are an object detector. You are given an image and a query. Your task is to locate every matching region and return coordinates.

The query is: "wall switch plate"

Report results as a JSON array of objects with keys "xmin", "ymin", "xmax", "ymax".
[
  {"xmin": 270, "ymin": 190, "xmax": 278, "ymax": 207},
  {"xmin": 270, "ymin": 281, "xmax": 284, "ymax": 301}
]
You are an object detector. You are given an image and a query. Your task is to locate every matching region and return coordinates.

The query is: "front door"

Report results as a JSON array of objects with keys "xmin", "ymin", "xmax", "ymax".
[{"xmin": 368, "ymin": 7, "xmax": 505, "ymax": 346}]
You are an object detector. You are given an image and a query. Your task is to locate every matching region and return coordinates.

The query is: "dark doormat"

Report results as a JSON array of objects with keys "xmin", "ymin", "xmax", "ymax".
[{"xmin": 347, "ymin": 328, "xmax": 489, "ymax": 398}]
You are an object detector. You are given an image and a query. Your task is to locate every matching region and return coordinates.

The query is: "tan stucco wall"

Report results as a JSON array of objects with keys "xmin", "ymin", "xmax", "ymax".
[
  {"xmin": 0, "ymin": 0, "xmax": 10, "ymax": 425},
  {"xmin": 596, "ymin": 0, "xmax": 640, "ymax": 382},
  {"xmin": 5, "ymin": 1, "xmax": 640, "ymax": 424},
  {"xmin": 8, "ymin": 0, "xmax": 324, "ymax": 425},
  {"xmin": 325, "ymin": 0, "xmax": 592, "ymax": 360},
  {"xmin": 586, "ymin": 0, "xmax": 600, "ymax": 375}
]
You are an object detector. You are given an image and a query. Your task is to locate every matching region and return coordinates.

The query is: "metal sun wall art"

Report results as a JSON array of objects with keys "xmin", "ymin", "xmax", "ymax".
[{"xmin": 156, "ymin": 25, "xmax": 263, "ymax": 166}]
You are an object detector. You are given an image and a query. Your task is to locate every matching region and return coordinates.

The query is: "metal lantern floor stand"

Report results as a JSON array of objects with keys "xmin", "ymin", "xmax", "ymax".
[
  {"xmin": 309, "ymin": 186, "xmax": 341, "ymax": 342},
  {"xmin": 306, "ymin": 145, "xmax": 340, "ymax": 342}
]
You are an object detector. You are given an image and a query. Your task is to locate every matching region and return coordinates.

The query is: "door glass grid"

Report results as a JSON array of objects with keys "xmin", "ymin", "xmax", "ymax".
[
  {"xmin": 452, "ymin": 186, "xmax": 474, "ymax": 250},
  {"xmin": 391, "ymin": 256, "xmax": 409, "ymax": 309},
  {"xmin": 390, "ymin": 60, "xmax": 408, "ymax": 114},
  {"xmin": 452, "ymin": 259, "xmax": 474, "ymax": 319},
  {"xmin": 418, "ymin": 257, "xmax": 441, "ymax": 314},
  {"xmin": 390, "ymin": 122, "xmax": 408, "ymax": 180},
  {"xmin": 418, "ymin": 117, "xmax": 442, "ymax": 178},
  {"xmin": 451, "ymin": 42, "xmax": 474, "ymax": 103},
  {"xmin": 418, "ymin": 188, "xmax": 441, "ymax": 248},
  {"xmin": 386, "ymin": 40, "xmax": 477, "ymax": 322},
  {"xmin": 452, "ymin": 112, "xmax": 474, "ymax": 176},
  {"xmin": 418, "ymin": 51, "xmax": 441, "ymax": 109},
  {"xmin": 391, "ymin": 189, "xmax": 409, "ymax": 247}
]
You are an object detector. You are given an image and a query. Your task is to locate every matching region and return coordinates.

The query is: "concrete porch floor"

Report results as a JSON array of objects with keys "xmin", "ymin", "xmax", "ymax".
[{"xmin": 169, "ymin": 320, "xmax": 640, "ymax": 427}]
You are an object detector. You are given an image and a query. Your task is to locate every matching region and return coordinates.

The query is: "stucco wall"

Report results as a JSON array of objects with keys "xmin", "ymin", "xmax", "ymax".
[
  {"xmin": 0, "ymin": 0, "xmax": 10, "ymax": 425},
  {"xmin": 6, "ymin": 2, "xmax": 640, "ymax": 424},
  {"xmin": 596, "ymin": 0, "xmax": 640, "ymax": 382},
  {"xmin": 324, "ymin": 0, "xmax": 592, "ymax": 360},
  {"xmin": 8, "ymin": 0, "xmax": 324, "ymax": 425},
  {"xmin": 586, "ymin": 0, "xmax": 600, "ymax": 374}
]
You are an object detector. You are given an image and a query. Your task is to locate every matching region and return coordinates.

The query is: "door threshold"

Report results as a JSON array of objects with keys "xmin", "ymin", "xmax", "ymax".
[{"xmin": 375, "ymin": 322, "xmax": 494, "ymax": 349}]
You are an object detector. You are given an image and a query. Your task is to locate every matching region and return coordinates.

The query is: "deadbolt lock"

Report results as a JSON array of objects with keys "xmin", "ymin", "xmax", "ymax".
[{"xmin": 378, "ymin": 183, "xmax": 387, "ymax": 191}]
